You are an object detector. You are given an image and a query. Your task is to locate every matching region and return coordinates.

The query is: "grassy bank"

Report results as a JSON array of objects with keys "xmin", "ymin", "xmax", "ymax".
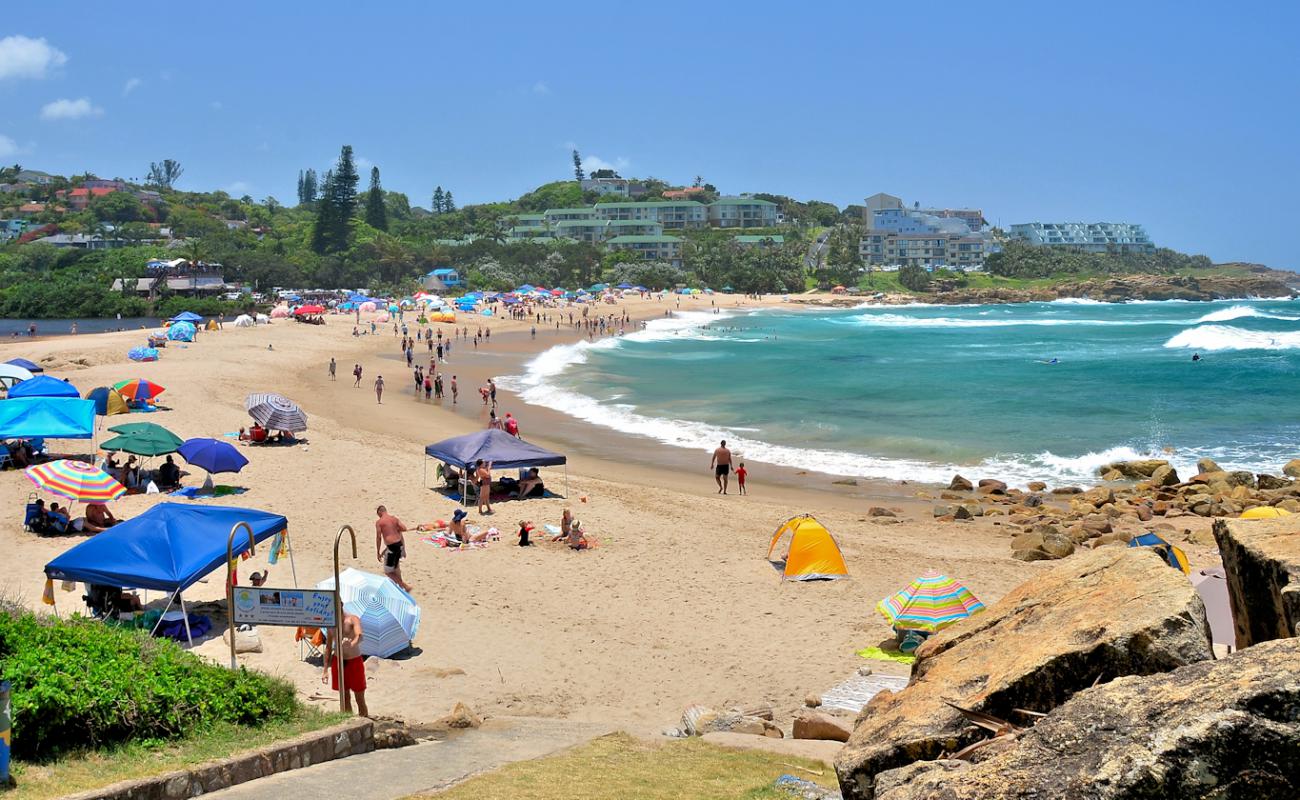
[{"xmin": 415, "ymin": 733, "xmax": 836, "ymax": 800}]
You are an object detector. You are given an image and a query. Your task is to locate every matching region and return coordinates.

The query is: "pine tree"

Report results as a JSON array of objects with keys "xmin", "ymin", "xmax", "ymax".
[
  {"xmin": 304, "ymin": 169, "xmax": 318, "ymax": 203},
  {"xmin": 365, "ymin": 166, "xmax": 388, "ymax": 231},
  {"xmin": 311, "ymin": 146, "xmax": 360, "ymax": 254},
  {"xmin": 442, "ymin": 190, "xmax": 454, "ymax": 212},
  {"xmin": 296, "ymin": 170, "xmax": 305, "ymax": 205},
  {"xmin": 572, "ymin": 149, "xmax": 584, "ymax": 181},
  {"xmin": 432, "ymin": 186, "xmax": 445, "ymax": 215}
]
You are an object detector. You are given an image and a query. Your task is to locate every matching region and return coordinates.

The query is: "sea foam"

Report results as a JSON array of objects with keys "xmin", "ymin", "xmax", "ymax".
[{"xmin": 1164, "ymin": 324, "xmax": 1300, "ymax": 351}]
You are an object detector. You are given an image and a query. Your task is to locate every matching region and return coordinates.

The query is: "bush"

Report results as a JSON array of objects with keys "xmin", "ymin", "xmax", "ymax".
[
  {"xmin": 0, "ymin": 609, "xmax": 300, "ymax": 761},
  {"xmin": 898, "ymin": 265, "xmax": 931, "ymax": 291}
]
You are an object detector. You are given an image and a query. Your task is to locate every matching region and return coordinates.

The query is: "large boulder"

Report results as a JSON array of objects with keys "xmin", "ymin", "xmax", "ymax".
[
  {"xmin": 1213, "ymin": 517, "xmax": 1300, "ymax": 647},
  {"xmin": 834, "ymin": 549, "xmax": 1213, "ymax": 800},
  {"xmin": 948, "ymin": 474, "xmax": 973, "ymax": 491},
  {"xmin": 793, "ymin": 711, "xmax": 853, "ymax": 743},
  {"xmin": 872, "ymin": 638, "xmax": 1300, "ymax": 800},
  {"xmin": 1284, "ymin": 459, "xmax": 1300, "ymax": 478},
  {"xmin": 1098, "ymin": 459, "xmax": 1168, "ymax": 480}
]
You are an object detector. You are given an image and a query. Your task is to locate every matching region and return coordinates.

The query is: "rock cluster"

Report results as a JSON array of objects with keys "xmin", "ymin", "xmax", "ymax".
[{"xmin": 1214, "ymin": 517, "xmax": 1300, "ymax": 646}]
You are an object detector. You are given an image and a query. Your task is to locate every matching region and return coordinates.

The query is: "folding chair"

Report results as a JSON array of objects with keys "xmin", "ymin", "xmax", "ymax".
[
  {"xmin": 296, "ymin": 626, "xmax": 326, "ymax": 661},
  {"xmin": 23, "ymin": 492, "xmax": 45, "ymax": 533}
]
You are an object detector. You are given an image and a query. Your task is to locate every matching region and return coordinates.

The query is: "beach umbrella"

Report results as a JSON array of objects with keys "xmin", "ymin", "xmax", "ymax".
[
  {"xmin": 617, "ymin": 282, "xmax": 634, "ymax": 289},
  {"xmin": 316, "ymin": 568, "xmax": 420, "ymax": 658},
  {"xmin": 101, "ymin": 425, "xmax": 184, "ymax": 456},
  {"xmin": 166, "ymin": 321, "xmax": 196, "ymax": 342},
  {"xmin": 269, "ymin": 305, "xmax": 291, "ymax": 319},
  {"xmin": 8, "ymin": 375, "xmax": 79, "ymax": 399},
  {"xmin": 178, "ymin": 437, "xmax": 248, "ymax": 476},
  {"xmin": 358, "ymin": 301, "xmax": 377, "ymax": 313},
  {"xmin": 0, "ymin": 362, "xmax": 34, "ymax": 387},
  {"xmin": 877, "ymin": 571, "xmax": 986, "ymax": 634},
  {"xmin": 107, "ymin": 421, "xmax": 178, "ymax": 437},
  {"xmin": 245, "ymin": 392, "xmax": 308, "ymax": 432},
  {"xmin": 26, "ymin": 459, "xmax": 126, "ymax": 503},
  {"xmin": 128, "ymin": 345, "xmax": 160, "ymax": 362},
  {"xmin": 114, "ymin": 378, "xmax": 165, "ymax": 402},
  {"xmin": 293, "ymin": 304, "xmax": 325, "ymax": 315},
  {"xmin": 170, "ymin": 311, "xmax": 203, "ymax": 323},
  {"xmin": 4, "ymin": 358, "xmax": 43, "ymax": 373},
  {"xmin": 232, "ymin": 315, "xmax": 254, "ymax": 328}
]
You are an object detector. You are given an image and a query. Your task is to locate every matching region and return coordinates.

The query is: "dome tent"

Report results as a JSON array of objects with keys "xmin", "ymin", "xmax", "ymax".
[{"xmin": 766, "ymin": 515, "xmax": 848, "ymax": 581}]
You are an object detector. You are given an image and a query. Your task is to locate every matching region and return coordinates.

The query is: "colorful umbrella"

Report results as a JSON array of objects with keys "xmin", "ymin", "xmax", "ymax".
[
  {"xmin": 293, "ymin": 304, "xmax": 325, "ymax": 315},
  {"xmin": 26, "ymin": 459, "xmax": 126, "ymax": 503},
  {"xmin": 114, "ymin": 378, "xmax": 165, "ymax": 402},
  {"xmin": 101, "ymin": 425, "xmax": 184, "ymax": 456},
  {"xmin": 316, "ymin": 568, "xmax": 420, "ymax": 657},
  {"xmin": 877, "ymin": 571, "xmax": 986, "ymax": 633},
  {"xmin": 177, "ymin": 437, "xmax": 248, "ymax": 474},
  {"xmin": 166, "ymin": 321, "xmax": 196, "ymax": 341},
  {"xmin": 245, "ymin": 392, "xmax": 308, "ymax": 432},
  {"xmin": 128, "ymin": 346, "xmax": 160, "ymax": 362}
]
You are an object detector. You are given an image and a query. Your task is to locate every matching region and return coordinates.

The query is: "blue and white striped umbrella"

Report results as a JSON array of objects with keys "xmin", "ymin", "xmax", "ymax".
[{"xmin": 316, "ymin": 568, "xmax": 420, "ymax": 658}]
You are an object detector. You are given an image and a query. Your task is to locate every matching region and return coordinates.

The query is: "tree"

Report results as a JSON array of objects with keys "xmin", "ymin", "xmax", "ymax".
[
  {"xmin": 297, "ymin": 168, "xmax": 318, "ymax": 206},
  {"xmin": 442, "ymin": 190, "xmax": 454, "ymax": 213},
  {"xmin": 146, "ymin": 159, "xmax": 184, "ymax": 190},
  {"xmin": 898, "ymin": 265, "xmax": 931, "ymax": 291},
  {"xmin": 364, "ymin": 166, "xmax": 388, "ymax": 231},
  {"xmin": 432, "ymin": 186, "xmax": 445, "ymax": 214},
  {"xmin": 694, "ymin": 175, "xmax": 704, "ymax": 188},
  {"xmin": 90, "ymin": 191, "xmax": 145, "ymax": 223},
  {"xmin": 572, "ymin": 149, "xmax": 584, "ymax": 181},
  {"xmin": 311, "ymin": 146, "xmax": 359, "ymax": 254}
]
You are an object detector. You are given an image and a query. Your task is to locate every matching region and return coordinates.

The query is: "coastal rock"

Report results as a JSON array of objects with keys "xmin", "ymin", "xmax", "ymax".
[
  {"xmin": 1192, "ymin": 469, "xmax": 1228, "ymax": 484},
  {"xmin": 948, "ymin": 475, "xmax": 973, "ymax": 491},
  {"xmin": 1101, "ymin": 469, "xmax": 1123, "ymax": 481},
  {"xmin": 834, "ymin": 548, "xmax": 1213, "ymax": 800},
  {"xmin": 1010, "ymin": 531, "xmax": 1044, "ymax": 552},
  {"xmin": 932, "ymin": 505, "xmax": 952, "ymax": 518},
  {"xmin": 1050, "ymin": 486, "xmax": 1082, "ymax": 495},
  {"xmin": 1213, "ymin": 517, "xmax": 1300, "ymax": 647},
  {"xmin": 1258, "ymin": 473, "xmax": 1292, "ymax": 490},
  {"xmin": 867, "ymin": 507, "xmax": 897, "ymax": 518},
  {"xmin": 436, "ymin": 702, "xmax": 482, "ymax": 730},
  {"xmin": 1026, "ymin": 481, "xmax": 1047, "ymax": 492},
  {"xmin": 1011, "ymin": 548, "xmax": 1054, "ymax": 562},
  {"xmin": 1149, "ymin": 464, "xmax": 1180, "ymax": 487},
  {"xmin": 1284, "ymin": 459, "xmax": 1300, "ymax": 478},
  {"xmin": 977, "ymin": 479, "xmax": 1007, "ymax": 495},
  {"xmin": 871, "ymin": 638, "xmax": 1300, "ymax": 800},
  {"xmin": 793, "ymin": 712, "xmax": 853, "ymax": 743},
  {"xmin": 1099, "ymin": 459, "xmax": 1168, "ymax": 480},
  {"xmin": 1227, "ymin": 470, "xmax": 1257, "ymax": 488},
  {"xmin": 1196, "ymin": 457, "xmax": 1223, "ymax": 474},
  {"xmin": 1022, "ymin": 494, "xmax": 1043, "ymax": 508},
  {"xmin": 1040, "ymin": 533, "xmax": 1075, "ymax": 559},
  {"xmin": 805, "ymin": 693, "xmax": 822, "ymax": 708}
]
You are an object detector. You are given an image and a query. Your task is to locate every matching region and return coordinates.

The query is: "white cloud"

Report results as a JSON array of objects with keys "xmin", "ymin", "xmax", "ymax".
[
  {"xmin": 0, "ymin": 36, "xmax": 68, "ymax": 80},
  {"xmin": 532, "ymin": 81, "xmax": 549, "ymax": 95},
  {"xmin": 354, "ymin": 156, "xmax": 373, "ymax": 172},
  {"xmin": 582, "ymin": 154, "xmax": 630, "ymax": 173},
  {"xmin": 0, "ymin": 134, "xmax": 18, "ymax": 158},
  {"xmin": 225, "ymin": 181, "xmax": 253, "ymax": 196},
  {"xmin": 40, "ymin": 97, "xmax": 103, "ymax": 121},
  {"xmin": 122, "ymin": 77, "xmax": 141, "ymax": 96}
]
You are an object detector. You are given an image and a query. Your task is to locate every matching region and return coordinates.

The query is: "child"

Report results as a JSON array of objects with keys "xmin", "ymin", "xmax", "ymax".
[
  {"xmin": 736, "ymin": 462, "xmax": 748, "ymax": 495},
  {"xmin": 517, "ymin": 520, "xmax": 534, "ymax": 547},
  {"xmin": 567, "ymin": 519, "xmax": 588, "ymax": 551}
]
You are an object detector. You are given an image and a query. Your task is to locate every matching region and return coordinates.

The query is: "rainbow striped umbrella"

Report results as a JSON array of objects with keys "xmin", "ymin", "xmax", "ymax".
[
  {"xmin": 114, "ymin": 378, "xmax": 165, "ymax": 402},
  {"xmin": 876, "ymin": 571, "xmax": 985, "ymax": 633},
  {"xmin": 26, "ymin": 459, "xmax": 126, "ymax": 503}
]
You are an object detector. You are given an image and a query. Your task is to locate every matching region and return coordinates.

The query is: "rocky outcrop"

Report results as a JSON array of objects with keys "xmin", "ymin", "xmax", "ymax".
[
  {"xmin": 872, "ymin": 638, "xmax": 1300, "ymax": 800},
  {"xmin": 925, "ymin": 274, "xmax": 1295, "ymax": 305},
  {"xmin": 1097, "ymin": 458, "xmax": 1168, "ymax": 479},
  {"xmin": 1213, "ymin": 517, "xmax": 1300, "ymax": 647},
  {"xmin": 834, "ymin": 549, "xmax": 1213, "ymax": 800}
]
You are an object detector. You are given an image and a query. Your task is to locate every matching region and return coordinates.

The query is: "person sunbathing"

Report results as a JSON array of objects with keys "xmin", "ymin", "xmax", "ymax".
[
  {"xmin": 448, "ymin": 509, "xmax": 489, "ymax": 544},
  {"xmin": 47, "ymin": 502, "xmax": 70, "ymax": 532},
  {"xmin": 515, "ymin": 467, "xmax": 544, "ymax": 498},
  {"xmin": 85, "ymin": 503, "xmax": 119, "ymax": 529}
]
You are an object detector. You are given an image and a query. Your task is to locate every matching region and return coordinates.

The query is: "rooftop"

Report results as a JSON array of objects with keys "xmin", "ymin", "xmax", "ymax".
[
  {"xmin": 543, "ymin": 207, "xmax": 596, "ymax": 215},
  {"xmin": 710, "ymin": 197, "xmax": 777, "ymax": 206},
  {"xmin": 607, "ymin": 235, "xmax": 682, "ymax": 244},
  {"xmin": 595, "ymin": 200, "xmax": 705, "ymax": 209},
  {"xmin": 734, "ymin": 235, "xmax": 785, "ymax": 243}
]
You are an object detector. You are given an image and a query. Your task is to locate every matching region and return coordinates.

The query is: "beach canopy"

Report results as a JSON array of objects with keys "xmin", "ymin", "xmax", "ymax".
[
  {"xmin": 8, "ymin": 375, "xmax": 79, "ymax": 399},
  {"xmin": 293, "ymin": 304, "xmax": 325, "ymax": 315},
  {"xmin": 128, "ymin": 346, "xmax": 160, "ymax": 362},
  {"xmin": 0, "ymin": 397, "xmax": 95, "ymax": 439},
  {"xmin": 114, "ymin": 378, "xmax": 165, "ymax": 402},
  {"xmin": 4, "ymin": 358, "xmax": 43, "ymax": 373},
  {"xmin": 233, "ymin": 314, "xmax": 254, "ymax": 328},
  {"xmin": 26, "ymin": 459, "xmax": 126, "ymax": 503},
  {"xmin": 766, "ymin": 515, "xmax": 848, "ymax": 581},
  {"xmin": 178, "ymin": 437, "xmax": 248, "ymax": 474},
  {"xmin": 1128, "ymin": 532, "xmax": 1190, "ymax": 574},
  {"xmin": 245, "ymin": 392, "xmax": 308, "ymax": 432},
  {"xmin": 877, "ymin": 571, "xmax": 986, "ymax": 633},
  {"xmin": 424, "ymin": 428, "xmax": 566, "ymax": 471},
  {"xmin": 86, "ymin": 386, "xmax": 129, "ymax": 416},
  {"xmin": 170, "ymin": 311, "xmax": 203, "ymax": 323},
  {"xmin": 44, "ymin": 503, "xmax": 288, "ymax": 593},
  {"xmin": 101, "ymin": 423, "xmax": 184, "ymax": 456},
  {"xmin": 316, "ymin": 568, "xmax": 420, "ymax": 658},
  {"xmin": 0, "ymin": 362, "xmax": 35, "ymax": 387},
  {"xmin": 166, "ymin": 321, "xmax": 196, "ymax": 342}
]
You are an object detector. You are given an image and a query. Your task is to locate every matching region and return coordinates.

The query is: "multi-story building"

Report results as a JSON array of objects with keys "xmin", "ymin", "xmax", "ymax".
[
  {"xmin": 543, "ymin": 207, "xmax": 598, "ymax": 226},
  {"xmin": 604, "ymin": 218, "xmax": 664, "ymax": 237},
  {"xmin": 550, "ymin": 219, "xmax": 608, "ymax": 244},
  {"xmin": 580, "ymin": 177, "xmax": 630, "ymax": 197},
  {"xmin": 591, "ymin": 201, "xmax": 708, "ymax": 229},
  {"xmin": 1009, "ymin": 222, "xmax": 1154, "ymax": 253},
  {"xmin": 607, "ymin": 235, "xmax": 683, "ymax": 267},
  {"xmin": 15, "ymin": 170, "xmax": 54, "ymax": 185},
  {"xmin": 863, "ymin": 192, "xmax": 904, "ymax": 214},
  {"xmin": 859, "ymin": 232, "xmax": 991, "ymax": 269},
  {"xmin": 920, "ymin": 207, "xmax": 986, "ymax": 231},
  {"xmin": 505, "ymin": 213, "xmax": 547, "ymax": 229},
  {"xmin": 707, "ymin": 197, "xmax": 778, "ymax": 228}
]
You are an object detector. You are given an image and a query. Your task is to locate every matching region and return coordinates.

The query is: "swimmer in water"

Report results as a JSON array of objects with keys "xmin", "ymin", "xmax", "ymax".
[{"xmin": 1192, "ymin": 353, "xmax": 1201, "ymax": 362}]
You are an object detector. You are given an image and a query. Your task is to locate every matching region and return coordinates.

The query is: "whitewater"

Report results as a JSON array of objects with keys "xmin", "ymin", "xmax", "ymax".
[{"xmin": 501, "ymin": 298, "xmax": 1300, "ymax": 487}]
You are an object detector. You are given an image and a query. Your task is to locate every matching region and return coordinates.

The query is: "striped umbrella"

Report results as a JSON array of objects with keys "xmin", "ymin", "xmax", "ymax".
[
  {"xmin": 26, "ymin": 459, "xmax": 126, "ymax": 503},
  {"xmin": 877, "ymin": 571, "xmax": 986, "ymax": 633},
  {"xmin": 245, "ymin": 393, "xmax": 308, "ymax": 432},
  {"xmin": 114, "ymin": 378, "xmax": 165, "ymax": 402},
  {"xmin": 316, "ymin": 568, "xmax": 420, "ymax": 658}
]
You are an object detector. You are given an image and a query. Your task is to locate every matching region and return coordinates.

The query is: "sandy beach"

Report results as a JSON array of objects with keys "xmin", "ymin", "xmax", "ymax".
[{"xmin": 0, "ymin": 295, "xmax": 1182, "ymax": 734}]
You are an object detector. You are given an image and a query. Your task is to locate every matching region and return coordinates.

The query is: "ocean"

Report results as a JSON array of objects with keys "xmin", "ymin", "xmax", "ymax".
[
  {"xmin": 500, "ymin": 297, "xmax": 1300, "ymax": 487},
  {"xmin": 0, "ymin": 317, "xmax": 160, "ymax": 337}
]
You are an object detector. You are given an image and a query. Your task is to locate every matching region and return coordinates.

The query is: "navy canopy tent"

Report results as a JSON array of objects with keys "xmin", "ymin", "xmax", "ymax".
[
  {"xmin": 4, "ymin": 358, "xmax": 43, "ymax": 373},
  {"xmin": 8, "ymin": 375, "xmax": 79, "ymax": 399},
  {"xmin": 44, "ymin": 502, "xmax": 288, "ymax": 593},
  {"xmin": 0, "ymin": 397, "xmax": 95, "ymax": 439},
  {"xmin": 423, "ymin": 429, "xmax": 567, "ymax": 499}
]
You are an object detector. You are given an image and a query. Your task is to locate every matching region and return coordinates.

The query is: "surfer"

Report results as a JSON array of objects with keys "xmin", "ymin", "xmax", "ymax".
[
  {"xmin": 1037, "ymin": 358, "xmax": 1059, "ymax": 365},
  {"xmin": 1192, "ymin": 353, "xmax": 1201, "ymax": 362}
]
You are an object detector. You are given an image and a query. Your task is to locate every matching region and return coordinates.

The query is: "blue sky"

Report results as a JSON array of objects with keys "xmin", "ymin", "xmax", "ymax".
[{"xmin": 2, "ymin": 1, "xmax": 1297, "ymax": 267}]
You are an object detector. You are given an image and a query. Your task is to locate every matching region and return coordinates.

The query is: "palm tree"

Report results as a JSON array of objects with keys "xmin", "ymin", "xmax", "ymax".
[{"xmin": 181, "ymin": 238, "xmax": 208, "ymax": 266}]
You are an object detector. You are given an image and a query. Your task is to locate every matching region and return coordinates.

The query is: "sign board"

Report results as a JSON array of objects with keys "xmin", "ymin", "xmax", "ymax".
[{"xmin": 232, "ymin": 586, "xmax": 336, "ymax": 628}]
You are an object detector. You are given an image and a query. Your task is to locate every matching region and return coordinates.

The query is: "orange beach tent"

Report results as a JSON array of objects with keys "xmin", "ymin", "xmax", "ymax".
[{"xmin": 767, "ymin": 515, "xmax": 848, "ymax": 581}]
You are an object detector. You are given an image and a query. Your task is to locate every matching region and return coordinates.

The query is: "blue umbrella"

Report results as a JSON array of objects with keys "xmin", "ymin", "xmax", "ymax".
[
  {"xmin": 170, "ymin": 311, "xmax": 203, "ymax": 323},
  {"xmin": 4, "ymin": 358, "xmax": 43, "ymax": 373},
  {"xmin": 166, "ymin": 321, "xmax": 197, "ymax": 341},
  {"xmin": 177, "ymin": 437, "xmax": 249, "ymax": 475},
  {"xmin": 8, "ymin": 375, "xmax": 79, "ymax": 399},
  {"xmin": 128, "ymin": 346, "xmax": 159, "ymax": 362},
  {"xmin": 617, "ymin": 282, "xmax": 634, "ymax": 289},
  {"xmin": 316, "ymin": 568, "xmax": 420, "ymax": 657}
]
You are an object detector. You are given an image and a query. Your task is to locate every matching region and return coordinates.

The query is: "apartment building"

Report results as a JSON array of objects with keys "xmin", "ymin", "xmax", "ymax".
[
  {"xmin": 606, "ymin": 235, "xmax": 683, "ymax": 267},
  {"xmin": 1009, "ymin": 222, "xmax": 1154, "ymax": 253},
  {"xmin": 707, "ymin": 197, "xmax": 778, "ymax": 228}
]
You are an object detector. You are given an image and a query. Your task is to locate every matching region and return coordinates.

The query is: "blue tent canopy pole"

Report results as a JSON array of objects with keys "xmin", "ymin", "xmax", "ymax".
[{"xmin": 421, "ymin": 429, "xmax": 568, "ymax": 505}]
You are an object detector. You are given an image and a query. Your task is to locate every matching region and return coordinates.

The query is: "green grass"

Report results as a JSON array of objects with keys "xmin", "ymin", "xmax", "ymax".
[
  {"xmin": 416, "ymin": 733, "xmax": 836, "ymax": 800},
  {"xmin": 9, "ymin": 709, "xmax": 348, "ymax": 800}
]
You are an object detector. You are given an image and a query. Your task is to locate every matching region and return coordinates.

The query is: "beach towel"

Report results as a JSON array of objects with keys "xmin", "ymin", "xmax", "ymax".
[
  {"xmin": 855, "ymin": 646, "xmax": 917, "ymax": 665},
  {"xmin": 169, "ymin": 485, "xmax": 248, "ymax": 499}
]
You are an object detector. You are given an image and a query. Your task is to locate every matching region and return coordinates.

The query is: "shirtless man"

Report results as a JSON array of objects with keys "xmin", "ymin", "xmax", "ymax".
[
  {"xmin": 323, "ymin": 612, "xmax": 368, "ymax": 716},
  {"xmin": 374, "ymin": 505, "xmax": 412, "ymax": 590},
  {"xmin": 710, "ymin": 439, "xmax": 733, "ymax": 494}
]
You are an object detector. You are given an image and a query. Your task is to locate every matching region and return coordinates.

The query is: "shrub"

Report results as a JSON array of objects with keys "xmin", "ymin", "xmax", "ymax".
[
  {"xmin": 0, "ymin": 609, "xmax": 300, "ymax": 761},
  {"xmin": 898, "ymin": 265, "xmax": 931, "ymax": 292}
]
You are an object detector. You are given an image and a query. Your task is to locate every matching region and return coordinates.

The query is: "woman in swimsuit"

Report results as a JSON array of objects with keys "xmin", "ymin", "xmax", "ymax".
[{"xmin": 475, "ymin": 459, "xmax": 493, "ymax": 515}]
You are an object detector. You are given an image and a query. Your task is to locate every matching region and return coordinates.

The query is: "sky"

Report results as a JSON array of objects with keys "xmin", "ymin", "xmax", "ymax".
[{"xmin": 1, "ymin": 1, "xmax": 1298, "ymax": 268}]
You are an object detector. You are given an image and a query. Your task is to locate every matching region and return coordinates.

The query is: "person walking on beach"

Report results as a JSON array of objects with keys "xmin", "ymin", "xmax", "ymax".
[
  {"xmin": 353, "ymin": 364, "xmax": 362, "ymax": 387},
  {"xmin": 329, "ymin": 357, "xmax": 337, "ymax": 381},
  {"xmin": 710, "ymin": 440, "xmax": 733, "ymax": 494},
  {"xmin": 434, "ymin": 373, "xmax": 444, "ymax": 399},
  {"xmin": 324, "ymin": 611, "xmax": 368, "ymax": 716},
  {"xmin": 374, "ymin": 375, "xmax": 385, "ymax": 404},
  {"xmin": 374, "ymin": 505, "xmax": 412, "ymax": 591},
  {"xmin": 488, "ymin": 378, "xmax": 497, "ymax": 409},
  {"xmin": 424, "ymin": 373, "xmax": 433, "ymax": 400},
  {"xmin": 475, "ymin": 459, "xmax": 493, "ymax": 515},
  {"xmin": 451, "ymin": 375, "xmax": 458, "ymax": 404},
  {"xmin": 736, "ymin": 462, "xmax": 748, "ymax": 495}
]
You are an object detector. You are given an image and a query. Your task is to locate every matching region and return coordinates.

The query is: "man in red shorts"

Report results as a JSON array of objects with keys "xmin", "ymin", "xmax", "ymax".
[{"xmin": 323, "ymin": 611, "xmax": 368, "ymax": 716}]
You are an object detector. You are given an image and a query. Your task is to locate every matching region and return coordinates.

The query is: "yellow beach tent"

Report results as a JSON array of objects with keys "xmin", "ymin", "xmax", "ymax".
[
  {"xmin": 766, "ymin": 515, "xmax": 848, "ymax": 581},
  {"xmin": 1241, "ymin": 506, "xmax": 1292, "ymax": 520}
]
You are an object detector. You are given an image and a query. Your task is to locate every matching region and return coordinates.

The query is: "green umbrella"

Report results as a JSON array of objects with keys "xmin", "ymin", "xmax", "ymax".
[
  {"xmin": 101, "ymin": 427, "xmax": 185, "ymax": 456},
  {"xmin": 106, "ymin": 421, "xmax": 178, "ymax": 437}
]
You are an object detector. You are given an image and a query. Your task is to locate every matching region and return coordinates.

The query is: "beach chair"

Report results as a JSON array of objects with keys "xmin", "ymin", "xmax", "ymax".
[
  {"xmin": 23, "ymin": 492, "xmax": 45, "ymax": 533},
  {"xmin": 296, "ymin": 626, "xmax": 326, "ymax": 661}
]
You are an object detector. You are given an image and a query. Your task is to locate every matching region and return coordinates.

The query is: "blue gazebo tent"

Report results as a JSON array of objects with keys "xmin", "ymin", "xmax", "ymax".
[
  {"xmin": 4, "ymin": 358, "xmax": 43, "ymax": 373},
  {"xmin": 423, "ymin": 429, "xmax": 567, "ymax": 502},
  {"xmin": 170, "ymin": 311, "xmax": 203, "ymax": 323},
  {"xmin": 7, "ymin": 375, "xmax": 79, "ymax": 399},
  {"xmin": 0, "ymin": 397, "xmax": 95, "ymax": 439}
]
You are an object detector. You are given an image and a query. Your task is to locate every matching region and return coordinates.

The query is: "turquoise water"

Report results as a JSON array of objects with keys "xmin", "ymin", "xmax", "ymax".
[{"xmin": 502, "ymin": 298, "xmax": 1300, "ymax": 486}]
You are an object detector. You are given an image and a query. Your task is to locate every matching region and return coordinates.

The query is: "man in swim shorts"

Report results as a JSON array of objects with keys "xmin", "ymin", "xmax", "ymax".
[
  {"xmin": 323, "ymin": 611, "xmax": 368, "ymax": 716},
  {"xmin": 710, "ymin": 439, "xmax": 733, "ymax": 494},
  {"xmin": 375, "ymin": 505, "xmax": 412, "ymax": 591}
]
